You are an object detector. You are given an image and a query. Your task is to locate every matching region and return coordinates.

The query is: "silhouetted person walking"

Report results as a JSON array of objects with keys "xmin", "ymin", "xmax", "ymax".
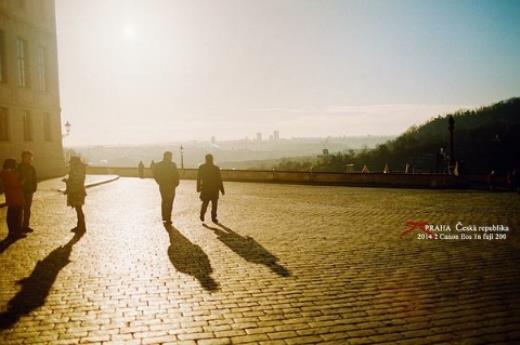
[
  {"xmin": 153, "ymin": 151, "xmax": 179, "ymax": 224},
  {"xmin": 64, "ymin": 156, "xmax": 87, "ymax": 232},
  {"xmin": 197, "ymin": 154, "xmax": 224, "ymax": 223},
  {"xmin": 1, "ymin": 159, "xmax": 25, "ymax": 238},
  {"xmin": 18, "ymin": 150, "xmax": 37, "ymax": 233}
]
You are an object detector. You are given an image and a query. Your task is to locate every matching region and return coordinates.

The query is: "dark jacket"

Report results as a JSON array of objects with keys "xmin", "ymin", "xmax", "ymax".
[
  {"xmin": 1, "ymin": 169, "xmax": 24, "ymax": 207},
  {"xmin": 197, "ymin": 163, "xmax": 224, "ymax": 201},
  {"xmin": 17, "ymin": 162, "xmax": 37, "ymax": 194},
  {"xmin": 153, "ymin": 160, "xmax": 180, "ymax": 191}
]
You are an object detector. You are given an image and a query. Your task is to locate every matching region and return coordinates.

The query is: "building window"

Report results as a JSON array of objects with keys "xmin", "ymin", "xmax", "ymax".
[
  {"xmin": 16, "ymin": 38, "xmax": 30, "ymax": 88},
  {"xmin": 0, "ymin": 108, "xmax": 9, "ymax": 141},
  {"xmin": 37, "ymin": 46, "xmax": 47, "ymax": 91},
  {"xmin": 0, "ymin": 31, "xmax": 6, "ymax": 83},
  {"xmin": 22, "ymin": 111, "xmax": 32, "ymax": 141},
  {"xmin": 43, "ymin": 113, "xmax": 52, "ymax": 141}
]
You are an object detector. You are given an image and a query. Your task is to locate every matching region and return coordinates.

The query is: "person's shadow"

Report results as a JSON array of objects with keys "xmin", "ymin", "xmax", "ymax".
[
  {"xmin": 203, "ymin": 223, "xmax": 290, "ymax": 277},
  {"xmin": 0, "ymin": 235, "xmax": 26, "ymax": 255},
  {"xmin": 0, "ymin": 230, "xmax": 85, "ymax": 330},
  {"xmin": 164, "ymin": 224, "xmax": 219, "ymax": 291}
]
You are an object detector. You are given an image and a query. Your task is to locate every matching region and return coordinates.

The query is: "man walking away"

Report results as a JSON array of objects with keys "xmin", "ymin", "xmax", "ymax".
[
  {"xmin": 197, "ymin": 154, "xmax": 225, "ymax": 223},
  {"xmin": 18, "ymin": 150, "xmax": 37, "ymax": 233},
  {"xmin": 153, "ymin": 151, "xmax": 179, "ymax": 225}
]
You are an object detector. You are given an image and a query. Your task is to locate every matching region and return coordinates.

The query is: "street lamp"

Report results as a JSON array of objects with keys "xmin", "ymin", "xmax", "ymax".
[
  {"xmin": 180, "ymin": 145, "xmax": 184, "ymax": 169},
  {"xmin": 63, "ymin": 121, "xmax": 71, "ymax": 137},
  {"xmin": 62, "ymin": 121, "xmax": 72, "ymax": 164}
]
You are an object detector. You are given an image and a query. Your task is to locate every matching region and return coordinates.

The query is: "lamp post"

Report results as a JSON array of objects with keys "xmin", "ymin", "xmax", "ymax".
[
  {"xmin": 63, "ymin": 121, "xmax": 71, "ymax": 137},
  {"xmin": 180, "ymin": 145, "xmax": 184, "ymax": 169},
  {"xmin": 62, "ymin": 121, "xmax": 72, "ymax": 164}
]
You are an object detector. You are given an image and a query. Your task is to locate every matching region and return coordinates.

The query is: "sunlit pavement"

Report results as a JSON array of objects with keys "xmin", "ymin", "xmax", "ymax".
[{"xmin": 0, "ymin": 177, "xmax": 519, "ymax": 345}]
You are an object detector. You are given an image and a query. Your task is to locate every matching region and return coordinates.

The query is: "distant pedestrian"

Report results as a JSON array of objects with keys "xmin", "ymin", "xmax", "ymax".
[
  {"xmin": 383, "ymin": 163, "xmax": 390, "ymax": 174},
  {"xmin": 488, "ymin": 170, "xmax": 496, "ymax": 191},
  {"xmin": 507, "ymin": 169, "xmax": 518, "ymax": 192},
  {"xmin": 1, "ymin": 159, "xmax": 25, "ymax": 238},
  {"xmin": 138, "ymin": 161, "xmax": 145, "ymax": 178},
  {"xmin": 64, "ymin": 156, "xmax": 87, "ymax": 232},
  {"xmin": 453, "ymin": 162, "xmax": 459, "ymax": 177},
  {"xmin": 513, "ymin": 169, "xmax": 520, "ymax": 194},
  {"xmin": 18, "ymin": 150, "xmax": 37, "ymax": 233},
  {"xmin": 197, "ymin": 154, "xmax": 225, "ymax": 223},
  {"xmin": 457, "ymin": 161, "xmax": 465, "ymax": 178},
  {"xmin": 153, "ymin": 151, "xmax": 179, "ymax": 225}
]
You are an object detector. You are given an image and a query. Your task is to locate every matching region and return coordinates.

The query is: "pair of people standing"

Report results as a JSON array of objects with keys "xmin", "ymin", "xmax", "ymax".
[
  {"xmin": 0, "ymin": 151, "xmax": 37, "ymax": 238},
  {"xmin": 153, "ymin": 152, "xmax": 224, "ymax": 224}
]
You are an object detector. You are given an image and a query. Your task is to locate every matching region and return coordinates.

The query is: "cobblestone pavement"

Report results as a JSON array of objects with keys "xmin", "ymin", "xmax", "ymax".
[{"xmin": 0, "ymin": 177, "xmax": 519, "ymax": 345}]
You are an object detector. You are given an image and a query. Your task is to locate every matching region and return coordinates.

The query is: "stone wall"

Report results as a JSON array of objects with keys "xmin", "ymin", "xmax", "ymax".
[{"xmin": 85, "ymin": 166, "xmax": 477, "ymax": 189}]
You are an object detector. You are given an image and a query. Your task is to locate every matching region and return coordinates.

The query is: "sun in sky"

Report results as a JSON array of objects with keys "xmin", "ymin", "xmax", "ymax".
[
  {"xmin": 123, "ymin": 25, "xmax": 136, "ymax": 40},
  {"xmin": 55, "ymin": 0, "xmax": 520, "ymax": 145}
]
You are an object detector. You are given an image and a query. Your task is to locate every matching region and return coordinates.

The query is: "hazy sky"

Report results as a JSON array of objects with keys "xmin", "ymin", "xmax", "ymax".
[{"xmin": 55, "ymin": 0, "xmax": 520, "ymax": 146}]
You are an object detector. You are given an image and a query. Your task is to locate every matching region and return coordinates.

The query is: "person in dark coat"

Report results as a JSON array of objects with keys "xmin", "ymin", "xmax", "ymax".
[
  {"xmin": 1, "ymin": 159, "xmax": 25, "ymax": 238},
  {"xmin": 153, "ymin": 151, "xmax": 179, "ymax": 224},
  {"xmin": 64, "ymin": 156, "xmax": 87, "ymax": 232},
  {"xmin": 197, "ymin": 154, "xmax": 224, "ymax": 223},
  {"xmin": 17, "ymin": 150, "xmax": 37, "ymax": 233}
]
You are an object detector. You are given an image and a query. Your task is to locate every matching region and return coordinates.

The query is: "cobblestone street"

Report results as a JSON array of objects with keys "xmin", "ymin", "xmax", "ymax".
[{"xmin": 0, "ymin": 177, "xmax": 519, "ymax": 345}]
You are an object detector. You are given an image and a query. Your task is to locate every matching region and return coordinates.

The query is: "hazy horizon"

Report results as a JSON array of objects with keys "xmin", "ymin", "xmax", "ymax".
[{"xmin": 56, "ymin": 0, "xmax": 520, "ymax": 146}]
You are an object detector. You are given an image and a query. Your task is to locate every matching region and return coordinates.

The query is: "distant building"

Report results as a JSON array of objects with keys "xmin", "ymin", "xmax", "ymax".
[
  {"xmin": 256, "ymin": 132, "xmax": 262, "ymax": 142},
  {"xmin": 0, "ymin": 1, "xmax": 65, "ymax": 178},
  {"xmin": 273, "ymin": 130, "xmax": 279, "ymax": 141}
]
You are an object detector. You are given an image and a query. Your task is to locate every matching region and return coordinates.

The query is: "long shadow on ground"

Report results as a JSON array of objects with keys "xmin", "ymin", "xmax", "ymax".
[
  {"xmin": 0, "ymin": 230, "xmax": 85, "ymax": 330},
  {"xmin": 0, "ymin": 235, "xmax": 25, "ymax": 255},
  {"xmin": 204, "ymin": 223, "xmax": 290, "ymax": 277},
  {"xmin": 165, "ymin": 224, "xmax": 219, "ymax": 291}
]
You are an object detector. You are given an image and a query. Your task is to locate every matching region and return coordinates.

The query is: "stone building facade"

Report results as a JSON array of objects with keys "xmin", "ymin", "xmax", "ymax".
[{"xmin": 0, "ymin": 0, "xmax": 64, "ymax": 179}]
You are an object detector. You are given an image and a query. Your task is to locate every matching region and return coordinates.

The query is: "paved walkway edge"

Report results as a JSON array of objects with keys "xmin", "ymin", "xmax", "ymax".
[
  {"xmin": 0, "ymin": 175, "xmax": 120, "ymax": 208},
  {"xmin": 84, "ymin": 175, "xmax": 120, "ymax": 189},
  {"xmin": 56, "ymin": 175, "xmax": 120, "ymax": 193}
]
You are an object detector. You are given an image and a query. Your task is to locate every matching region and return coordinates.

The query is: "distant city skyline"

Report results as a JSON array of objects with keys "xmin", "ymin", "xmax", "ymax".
[
  {"xmin": 68, "ymin": 134, "xmax": 393, "ymax": 168},
  {"xmin": 56, "ymin": 0, "xmax": 520, "ymax": 145}
]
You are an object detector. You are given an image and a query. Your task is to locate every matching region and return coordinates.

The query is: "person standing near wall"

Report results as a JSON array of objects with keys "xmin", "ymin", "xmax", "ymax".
[
  {"xmin": 197, "ymin": 154, "xmax": 225, "ymax": 223},
  {"xmin": 153, "ymin": 151, "xmax": 180, "ymax": 225},
  {"xmin": 1, "ymin": 159, "xmax": 25, "ymax": 238},
  {"xmin": 18, "ymin": 151, "xmax": 37, "ymax": 233}
]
